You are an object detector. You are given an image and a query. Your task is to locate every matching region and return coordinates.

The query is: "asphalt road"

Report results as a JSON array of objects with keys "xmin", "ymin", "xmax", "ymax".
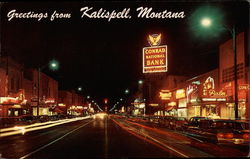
[{"xmin": 0, "ymin": 116, "xmax": 176, "ymax": 158}]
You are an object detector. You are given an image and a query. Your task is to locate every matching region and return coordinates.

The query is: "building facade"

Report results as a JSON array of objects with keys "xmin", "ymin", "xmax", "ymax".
[{"xmin": 219, "ymin": 31, "xmax": 249, "ymax": 119}]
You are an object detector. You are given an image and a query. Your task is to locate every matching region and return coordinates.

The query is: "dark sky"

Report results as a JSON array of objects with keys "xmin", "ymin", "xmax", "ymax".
[{"xmin": 1, "ymin": 1, "xmax": 249, "ymax": 107}]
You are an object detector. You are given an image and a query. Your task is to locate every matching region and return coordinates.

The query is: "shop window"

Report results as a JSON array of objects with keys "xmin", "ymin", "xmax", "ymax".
[
  {"xmin": 8, "ymin": 110, "xmax": 11, "ymax": 116},
  {"xmin": 194, "ymin": 106, "xmax": 201, "ymax": 116},
  {"xmin": 14, "ymin": 110, "xmax": 18, "ymax": 116}
]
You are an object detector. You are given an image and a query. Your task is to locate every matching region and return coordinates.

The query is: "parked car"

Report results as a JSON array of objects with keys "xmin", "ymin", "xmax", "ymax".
[
  {"xmin": 233, "ymin": 120, "xmax": 250, "ymax": 144},
  {"xmin": 0, "ymin": 117, "xmax": 19, "ymax": 127},
  {"xmin": 149, "ymin": 115, "xmax": 161, "ymax": 125},
  {"xmin": 186, "ymin": 119, "xmax": 250, "ymax": 145},
  {"xmin": 38, "ymin": 115, "xmax": 50, "ymax": 122},
  {"xmin": 182, "ymin": 116, "xmax": 209, "ymax": 130},
  {"xmin": 170, "ymin": 117, "xmax": 188, "ymax": 130},
  {"xmin": 235, "ymin": 120, "xmax": 250, "ymax": 131},
  {"xmin": 158, "ymin": 116, "xmax": 175, "ymax": 128},
  {"xmin": 15, "ymin": 115, "xmax": 36, "ymax": 125}
]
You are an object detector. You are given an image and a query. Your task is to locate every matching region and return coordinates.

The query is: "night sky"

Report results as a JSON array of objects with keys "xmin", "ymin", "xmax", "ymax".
[{"xmin": 1, "ymin": 1, "xmax": 249, "ymax": 107}]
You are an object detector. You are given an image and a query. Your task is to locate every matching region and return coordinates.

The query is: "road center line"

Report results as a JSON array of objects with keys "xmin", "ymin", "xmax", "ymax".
[{"xmin": 19, "ymin": 120, "xmax": 93, "ymax": 159}]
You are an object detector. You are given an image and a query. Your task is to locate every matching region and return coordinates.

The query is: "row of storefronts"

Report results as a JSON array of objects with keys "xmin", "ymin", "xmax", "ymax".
[
  {"xmin": 154, "ymin": 69, "xmax": 249, "ymax": 119},
  {"xmin": 130, "ymin": 31, "xmax": 249, "ymax": 120},
  {"xmin": 0, "ymin": 56, "xmax": 90, "ymax": 118}
]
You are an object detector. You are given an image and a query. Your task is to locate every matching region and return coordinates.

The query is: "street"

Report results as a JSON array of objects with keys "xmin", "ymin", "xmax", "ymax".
[
  {"xmin": 0, "ymin": 115, "xmax": 249, "ymax": 158},
  {"xmin": 0, "ymin": 116, "xmax": 176, "ymax": 158}
]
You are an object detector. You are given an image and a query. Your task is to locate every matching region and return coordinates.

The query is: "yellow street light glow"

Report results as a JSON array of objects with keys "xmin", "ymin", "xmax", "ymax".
[{"xmin": 201, "ymin": 18, "xmax": 212, "ymax": 27}]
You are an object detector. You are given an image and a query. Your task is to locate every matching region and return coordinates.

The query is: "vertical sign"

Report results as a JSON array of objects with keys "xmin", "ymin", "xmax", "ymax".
[{"xmin": 143, "ymin": 45, "xmax": 168, "ymax": 73}]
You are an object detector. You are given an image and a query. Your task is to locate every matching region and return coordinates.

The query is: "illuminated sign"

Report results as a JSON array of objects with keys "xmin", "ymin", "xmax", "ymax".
[
  {"xmin": 0, "ymin": 97, "xmax": 19, "ymax": 104},
  {"xmin": 147, "ymin": 34, "xmax": 161, "ymax": 46},
  {"xmin": 239, "ymin": 84, "xmax": 250, "ymax": 90},
  {"xmin": 176, "ymin": 89, "xmax": 186, "ymax": 99},
  {"xmin": 134, "ymin": 103, "xmax": 145, "ymax": 108},
  {"xmin": 159, "ymin": 90, "xmax": 172, "ymax": 100},
  {"xmin": 203, "ymin": 77, "xmax": 215, "ymax": 92},
  {"xmin": 178, "ymin": 99, "xmax": 187, "ymax": 108},
  {"xmin": 143, "ymin": 45, "xmax": 167, "ymax": 73},
  {"xmin": 186, "ymin": 84, "xmax": 199, "ymax": 102},
  {"xmin": 192, "ymin": 81, "xmax": 201, "ymax": 85},
  {"xmin": 149, "ymin": 103, "xmax": 159, "ymax": 107},
  {"xmin": 223, "ymin": 82, "xmax": 232, "ymax": 90},
  {"xmin": 202, "ymin": 98, "xmax": 226, "ymax": 102},
  {"xmin": 58, "ymin": 103, "xmax": 66, "ymax": 107},
  {"xmin": 168, "ymin": 102, "xmax": 176, "ymax": 106},
  {"xmin": 76, "ymin": 106, "xmax": 83, "ymax": 109},
  {"xmin": 104, "ymin": 98, "xmax": 108, "ymax": 104},
  {"xmin": 202, "ymin": 77, "xmax": 227, "ymax": 98},
  {"xmin": 45, "ymin": 98, "xmax": 55, "ymax": 104}
]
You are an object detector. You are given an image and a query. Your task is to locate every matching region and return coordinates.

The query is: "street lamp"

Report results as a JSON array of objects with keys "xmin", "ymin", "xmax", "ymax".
[
  {"xmin": 138, "ymin": 80, "xmax": 143, "ymax": 85},
  {"xmin": 125, "ymin": 89, "xmax": 129, "ymax": 94},
  {"xmin": 191, "ymin": 6, "xmax": 239, "ymax": 119},
  {"xmin": 201, "ymin": 18, "xmax": 212, "ymax": 27},
  {"xmin": 37, "ymin": 59, "xmax": 59, "ymax": 116},
  {"xmin": 78, "ymin": 86, "xmax": 82, "ymax": 91}
]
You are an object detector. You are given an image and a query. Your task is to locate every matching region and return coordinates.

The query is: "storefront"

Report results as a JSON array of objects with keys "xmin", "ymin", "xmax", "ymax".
[
  {"xmin": 0, "ymin": 96, "xmax": 28, "ymax": 117},
  {"xmin": 186, "ymin": 72, "xmax": 228, "ymax": 119},
  {"xmin": 220, "ymin": 82, "xmax": 249, "ymax": 119}
]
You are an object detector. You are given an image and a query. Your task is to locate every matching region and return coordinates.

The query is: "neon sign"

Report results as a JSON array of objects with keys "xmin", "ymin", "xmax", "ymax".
[
  {"xmin": 159, "ymin": 90, "xmax": 171, "ymax": 100},
  {"xmin": 143, "ymin": 45, "xmax": 168, "ymax": 73},
  {"xmin": 147, "ymin": 34, "xmax": 161, "ymax": 46},
  {"xmin": 239, "ymin": 84, "xmax": 250, "ymax": 90},
  {"xmin": 176, "ymin": 89, "xmax": 186, "ymax": 99},
  {"xmin": 202, "ymin": 76, "xmax": 227, "ymax": 98},
  {"xmin": 186, "ymin": 84, "xmax": 198, "ymax": 102}
]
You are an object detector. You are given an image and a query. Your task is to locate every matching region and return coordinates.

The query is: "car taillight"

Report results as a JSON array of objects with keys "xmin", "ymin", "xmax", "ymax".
[
  {"xmin": 243, "ymin": 133, "xmax": 250, "ymax": 139},
  {"xmin": 225, "ymin": 133, "xmax": 234, "ymax": 139},
  {"xmin": 217, "ymin": 133, "xmax": 224, "ymax": 138}
]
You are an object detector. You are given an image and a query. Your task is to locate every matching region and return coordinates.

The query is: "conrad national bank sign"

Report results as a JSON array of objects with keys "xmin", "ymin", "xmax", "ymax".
[{"xmin": 143, "ymin": 34, "xmax": 168, "ymax": 73}]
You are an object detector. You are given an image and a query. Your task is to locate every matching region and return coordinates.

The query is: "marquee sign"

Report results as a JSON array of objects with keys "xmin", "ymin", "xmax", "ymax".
[{"xmin": 143, "ymin": 45, "xmax": 167, "ymax": 73}]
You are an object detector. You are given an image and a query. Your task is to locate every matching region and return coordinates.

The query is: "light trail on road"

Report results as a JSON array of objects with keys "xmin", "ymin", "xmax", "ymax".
[
  {"xmin": 0, "ymin": 116, "xmax": 91, "ymax": 137},
  {"xmin": 19, "ymin": 120, "xmax": 93, "ymax": 159},
  {"xmin": 111, "ymin": 118, "xmax": 189, "ymax": 158}
]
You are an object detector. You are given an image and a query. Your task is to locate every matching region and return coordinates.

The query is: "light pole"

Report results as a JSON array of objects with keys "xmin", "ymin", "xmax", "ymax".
[
  {"xmin": 200, "ymin": 17, "xmax": 238, "ymax": 119},
  {"xmin": 232, "ymin": 26, "xmax": 238, "ymax": 119},
  {"xmin": 37, "ymin": 60, "xmax": 59, "ymax": 116}
]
